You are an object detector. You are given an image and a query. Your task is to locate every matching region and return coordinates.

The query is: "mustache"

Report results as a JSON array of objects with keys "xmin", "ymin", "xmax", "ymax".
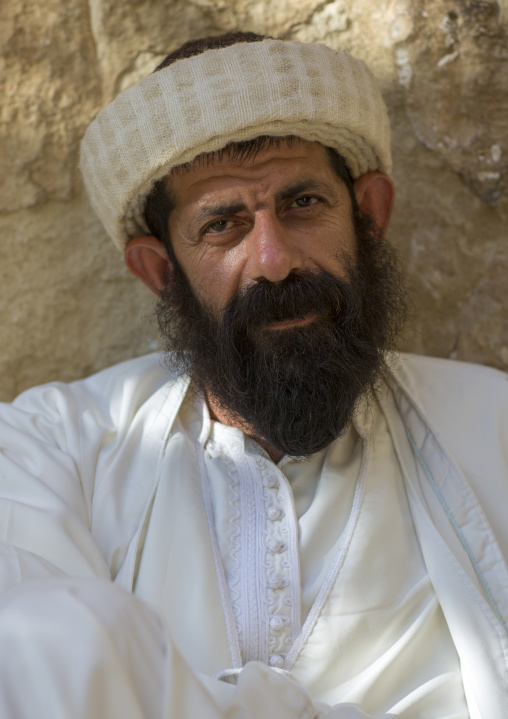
[{"xmin": 219, "ymin": 268, "xmax": 359, "ymax": 333}]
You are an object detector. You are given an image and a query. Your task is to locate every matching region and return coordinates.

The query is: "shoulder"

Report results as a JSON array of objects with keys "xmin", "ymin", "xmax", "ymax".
[
  {"xmin": 67, "ymin": 353, "xmax": 176, "ymax": 414},
  {"xmin": 386, "ymin": 352, "xmax": 508, "ymax": 459},
  {"xmin": 387, "ymin": 353, "xmax": 508, "ymax": 549},
  {"xmin": 2, "ymin": 353, "xmax": 187, "ymax": 453},
  {"xmin": 10, "ymin": 353, "xmax": 178, "ymax": 416},
  {"xmin": 0, "ymin": 353, "xmax": 188, "ymax": 519},
  {"xmin": 388, "ymin": 352, "xmax": 508, "ymax": 421}
]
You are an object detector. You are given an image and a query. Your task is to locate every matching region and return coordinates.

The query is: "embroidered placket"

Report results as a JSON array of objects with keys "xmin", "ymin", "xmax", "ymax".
[{"xmin": 200, "ymin": 434, "xmax": 302, "ymax": 667}]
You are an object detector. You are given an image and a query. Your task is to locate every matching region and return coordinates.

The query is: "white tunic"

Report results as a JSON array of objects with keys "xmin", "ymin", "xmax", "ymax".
[
  {"xmin": 0, "ymin": 352, "xmax": 507, "ymax": 718},
  {"xmin": 134, "ymin": 388, "xmax": 469, "ymax": 715}
]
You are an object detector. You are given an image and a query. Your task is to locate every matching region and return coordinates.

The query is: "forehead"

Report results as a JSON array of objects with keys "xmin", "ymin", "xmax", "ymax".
[{"xmin": 167, "ymin": 139, "xmax": 337, "ymax": 206}]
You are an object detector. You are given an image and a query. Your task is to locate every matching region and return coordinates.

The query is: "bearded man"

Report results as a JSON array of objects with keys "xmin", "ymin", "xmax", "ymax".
[{"xmin": 0, "ymin": 31, "xmax": 507, "ymax": 719}]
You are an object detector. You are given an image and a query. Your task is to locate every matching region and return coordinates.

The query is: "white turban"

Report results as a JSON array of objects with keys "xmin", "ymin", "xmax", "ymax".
[{"xmin": 80, "ymin": 39, "xmax": 392, "ymax": 250}]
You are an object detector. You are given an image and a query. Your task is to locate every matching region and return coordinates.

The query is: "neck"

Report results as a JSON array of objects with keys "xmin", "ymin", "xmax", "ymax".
[{"xmin": 205, "ymin": 393, "xmax": 285, "ymax": 464}]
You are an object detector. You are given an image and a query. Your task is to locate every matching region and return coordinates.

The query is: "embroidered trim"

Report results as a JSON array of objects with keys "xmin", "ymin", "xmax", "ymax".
[
  {"xmin": 201, "ymin": 434, "xmax": 303, "ymax": 666},
  {"xmin": 240, "ymin": 447, "xmax": 265, "ymax": 662},
  {"xmin": 214, "ymin": 449, "xmax": 242, "ymax": 644},
  {"xmin": 262, "ymin": 464, "xmax": 302, "ymax": 665},
  {"xmin": 228, "ymin": 469, "xmax": 242, "ymax": 617},
  {"xmin": 196, "ymin": 441, "xmax": 243, "ymax": 668}
]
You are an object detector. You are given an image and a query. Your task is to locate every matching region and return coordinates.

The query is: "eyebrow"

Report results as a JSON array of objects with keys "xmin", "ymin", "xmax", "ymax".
[
  {"xmin": 193, "ymin": 202, "xmax": 246, "ymax": 225},
  {"xmin": 189, "ymin": 178, "xmax": 338, "ymax": 233},
  {"xmin": 275, "ymin": 179, "xmax": 337, "ymax": 203}
]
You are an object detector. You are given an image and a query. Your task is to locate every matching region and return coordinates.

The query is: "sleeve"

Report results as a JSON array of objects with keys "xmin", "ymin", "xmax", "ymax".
[
  {"xmin": 0, "ymin": 381, "xmax": 111, "ymax": 590},
  {"xmin": 0, "ymin": 577, "xmax": 377, "ymax": 719}
]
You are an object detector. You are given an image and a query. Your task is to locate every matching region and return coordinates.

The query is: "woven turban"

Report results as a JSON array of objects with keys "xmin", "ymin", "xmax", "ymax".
[{"xmin": 80, "ymin": 39, "xmax": 392, "ymax": 250}]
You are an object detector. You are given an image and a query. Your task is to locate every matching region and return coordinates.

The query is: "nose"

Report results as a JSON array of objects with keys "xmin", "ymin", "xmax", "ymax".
[{"xmin": 246, "ymin": 211, "xmax": 304, "ymax": 283}]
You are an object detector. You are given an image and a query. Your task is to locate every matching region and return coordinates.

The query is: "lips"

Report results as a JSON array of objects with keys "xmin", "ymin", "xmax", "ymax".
[{"xmin": 266, "ymin": 313, "xmax": 318, "ymax": 329}]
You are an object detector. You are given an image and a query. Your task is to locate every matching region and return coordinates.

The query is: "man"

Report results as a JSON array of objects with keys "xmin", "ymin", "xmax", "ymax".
[{"xmin": 0, "ymin": 31, "xmax": 507, "ymax": 718}]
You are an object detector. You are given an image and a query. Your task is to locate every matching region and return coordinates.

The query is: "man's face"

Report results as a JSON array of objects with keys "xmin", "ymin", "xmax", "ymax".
[
  {"xmin": 167, "ymin": 139, "xmax": 357, "ymax": 319},
  {"xmin": 155, "ymin": 139, "xmax": 405, "ymax": 457}
]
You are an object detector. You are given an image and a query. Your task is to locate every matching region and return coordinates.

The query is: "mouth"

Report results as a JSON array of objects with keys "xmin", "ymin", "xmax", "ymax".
[{"xmin": 266, "ymin": 313, "xmax": 318, "ymax": 330}]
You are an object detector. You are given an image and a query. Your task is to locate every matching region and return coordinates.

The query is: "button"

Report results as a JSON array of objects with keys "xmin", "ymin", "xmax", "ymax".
[
  {"xmin": 268, "ymin": 654, "xmax": 285, "ymax": 669},
  {"xmin": 263, "ymin": 476, "xmax": 279, "ymax": 489},
  {"xmin": 269, "ymin": 615, "xmax": 289, "ymax": 631},
  {"xmin": 267, "ymin": 539, "xmax": 287, "ymax": 554},
  {"xmin": 267, "ymin": 576, "xmax": 288, "ymax": 590},
  {"xmin": 267, "ymin": 506, "xmax": 283, "ymax": 521}
]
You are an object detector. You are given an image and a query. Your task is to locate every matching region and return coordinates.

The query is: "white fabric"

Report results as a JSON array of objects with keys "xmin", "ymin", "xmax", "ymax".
[
  {"xmin": 79, "ymin": 39, "xmax": 392, "ymax": 249},
  {"xmin": 178, "ymin": 396, "xmax": 361, "ymax": 658},
  {"xmin": 206, "ymin": 421, "xmax": 360, "ymax": 628},
  {"xmin": 0, "ymin": 353, "xmax": 507, "ymax": 717},
  {"xmin": 170, "ymin": 389, "xmax": 469, "ymax": 715},
  {"xmin": 0, "ymin": 578, "xmax": 316, "ymax": 719}
]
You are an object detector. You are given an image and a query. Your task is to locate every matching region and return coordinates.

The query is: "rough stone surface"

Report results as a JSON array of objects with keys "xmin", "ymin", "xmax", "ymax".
[
  {"xmin": 1, "ymin": 0, "xmax": 507, "ymax": 401},
  {"xmin": 392, "ymin": 0, "xmax": 508, "ymax": 203}
]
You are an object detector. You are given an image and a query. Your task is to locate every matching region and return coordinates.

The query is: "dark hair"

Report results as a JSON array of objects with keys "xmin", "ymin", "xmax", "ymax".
[
  {"xmin": 153, "ymin": 31, "xmax": 271, "ymax": 71},
  {"xmin": 144, "ymin": 32, "xmax": 357, "ymax": 258}
]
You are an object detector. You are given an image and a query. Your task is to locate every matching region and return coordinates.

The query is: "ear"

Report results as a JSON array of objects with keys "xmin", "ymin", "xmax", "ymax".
[
  {"xmin": 124, "ymin": 236, "xmax": 171, "ymax": 296},
  {"xmin": 353, "ymin": 172, "xmax": 395, "ymax": 236}
]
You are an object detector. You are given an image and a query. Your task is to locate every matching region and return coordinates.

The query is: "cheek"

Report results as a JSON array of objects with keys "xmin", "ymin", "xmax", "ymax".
[
  {"xmin": 304, "ymin": 221, "xmax": 357, "ymax": 274},
  {"xmin": 182, "ymin": 246, "xmax": 246, "ymax": 310}
]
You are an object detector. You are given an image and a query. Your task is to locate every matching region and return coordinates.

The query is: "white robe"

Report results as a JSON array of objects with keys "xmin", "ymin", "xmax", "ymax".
[{"xmin": 0, "ymin": 352, "xmax": 506, "ymax": 718}]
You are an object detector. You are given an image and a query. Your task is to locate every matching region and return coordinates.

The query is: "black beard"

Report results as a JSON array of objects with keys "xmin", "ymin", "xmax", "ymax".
[{"xmin": 156, "ymin": 212, "xmax": 407, "ymax": 457}]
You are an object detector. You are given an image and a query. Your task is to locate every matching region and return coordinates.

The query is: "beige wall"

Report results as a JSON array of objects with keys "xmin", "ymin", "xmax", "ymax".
[{"xmin": 1, "ymin": 0, "xmax": 507, "ymax": 402}]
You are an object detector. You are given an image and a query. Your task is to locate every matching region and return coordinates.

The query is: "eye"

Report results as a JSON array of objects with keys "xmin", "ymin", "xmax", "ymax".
[
  {"xmin": 204, "ymin": 219, "xmax": 232, "ymax": 234},
  {"xmin": 292, "ymin": 195, "xmax": 320, "ymax": 208}
]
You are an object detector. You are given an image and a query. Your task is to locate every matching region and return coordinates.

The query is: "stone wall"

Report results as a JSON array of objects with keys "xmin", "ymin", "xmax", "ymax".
[{"xmin": 1, "ymin": 0, "xmax": 507, "ymax": 401}]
